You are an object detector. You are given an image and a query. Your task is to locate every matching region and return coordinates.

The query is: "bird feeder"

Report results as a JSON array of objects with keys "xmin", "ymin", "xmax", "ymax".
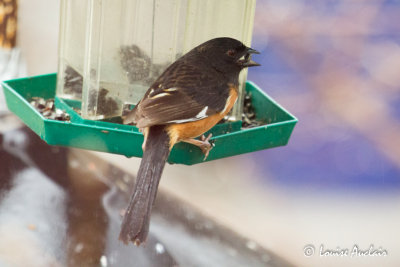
[
  {"xmin": 2, "ymin": 0, "xmax": 297, "ymax": 165},
  {"xmin": 57, "ymin": 0, "xmax": 257, "ymax": 120}
]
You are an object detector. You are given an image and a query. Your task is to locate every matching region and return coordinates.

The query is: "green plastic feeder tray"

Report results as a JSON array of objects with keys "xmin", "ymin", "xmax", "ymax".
[{"xmin": 2, "ymin": 73, "xmax": 297, "ymax": 165}]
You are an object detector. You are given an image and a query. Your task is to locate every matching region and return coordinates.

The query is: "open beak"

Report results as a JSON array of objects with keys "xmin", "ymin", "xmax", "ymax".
[
  {"xmin": 239, "ymin": 47, "xmax": 260, "ymax": 67},
  {"xmin": 246, "ymin": 47, "xmax": 260, "ymax": 55}
]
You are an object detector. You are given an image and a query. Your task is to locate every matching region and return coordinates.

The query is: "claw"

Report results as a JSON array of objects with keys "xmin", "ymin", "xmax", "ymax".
[
  {"xmin": 199, "ymin": 133, "xmax": 213, "ymax": 160},
  {"xmin": 182, "ymin": 133, "xmax": 214, "ymax": 160}
]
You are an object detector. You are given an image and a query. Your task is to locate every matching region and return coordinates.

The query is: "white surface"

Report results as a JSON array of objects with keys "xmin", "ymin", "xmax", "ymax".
[
  {"xmin": 17, "ymin": 0, "xmax": 60, "ymax": 76},
  {"xmin": 1, "ymin": 0, "xmax": 59, "ymax": 114},
  {"xmin": 90, "ymin": 150, "xmax": 400, "ymax": 267}
]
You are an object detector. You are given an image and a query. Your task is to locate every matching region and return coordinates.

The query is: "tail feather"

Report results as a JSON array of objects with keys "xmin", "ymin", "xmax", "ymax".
[{"xmin": 119, "ymin": 125, "xmax": 170, "ymax": 245}]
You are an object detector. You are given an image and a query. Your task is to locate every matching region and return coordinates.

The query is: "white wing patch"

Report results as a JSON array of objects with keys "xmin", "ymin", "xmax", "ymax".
[
  {"xmin": 195, "ymin": 106, "xmax": 208, "ymax": 119},
  {"xmin": 150, "ymin": 92, "xmax": 170, "ymax": 99},
  {"xmin": 148, "ymin": 88, "xmax": 176, "ymax": 99},
  {"xmin": 167, "ymin": 118, "xmax": 199, "ymax": 123},
  {"xmin": 163, "ymin": 87, "xmax": 178, "ymax": 92},
  {"xmin": 167, "ymin": 106, "xmax": 209, "ymax": 124}
]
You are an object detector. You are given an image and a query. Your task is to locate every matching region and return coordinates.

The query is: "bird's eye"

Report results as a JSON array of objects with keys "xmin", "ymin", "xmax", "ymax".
[{"xmin": 227, "ymin": 49, "xmax": 236, "ymax": 57}]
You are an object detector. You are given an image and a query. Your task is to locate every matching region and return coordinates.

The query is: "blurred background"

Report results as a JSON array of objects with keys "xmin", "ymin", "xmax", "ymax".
[{"xmin": 1, "ymin": 0, "xmax": 400, "ymax": 266}]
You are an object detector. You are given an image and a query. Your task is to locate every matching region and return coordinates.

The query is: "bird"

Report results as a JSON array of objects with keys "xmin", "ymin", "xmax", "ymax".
[{"xmin": 119, "ymin": 37, "xmax": 260, "ymax": 245}]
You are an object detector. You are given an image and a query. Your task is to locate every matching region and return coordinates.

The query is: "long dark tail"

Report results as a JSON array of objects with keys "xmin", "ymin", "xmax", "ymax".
[{"xmin": 119, "ymin": 125, "xmax": 170, "ymax": 245}]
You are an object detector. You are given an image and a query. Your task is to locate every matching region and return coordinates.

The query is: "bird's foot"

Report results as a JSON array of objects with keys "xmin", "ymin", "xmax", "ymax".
[
  {"xmin": 199, "ymin": 133, "xmax": 214, "ymax": 160},
  {"xmin": 183, "ymin": 133, "xmax": 215, "ymax": 160}
]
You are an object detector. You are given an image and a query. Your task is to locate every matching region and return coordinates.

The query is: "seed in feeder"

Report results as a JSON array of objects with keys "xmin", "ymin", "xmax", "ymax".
[
  {"xmin": 64, "ymin": 66, "xmax": 83, "ymax": 97},
  {"xmin": 88, "ymin": 88, "xmax": 119, "ymax": 117},
  {"xmin": 37, "ymin": 98, "xmax": 46, "ymax": 110},
  {"xmin": 247, "ymin": 111, "xmax": 255, "ymax": 119},
  {"xmin": 45, "ymin": 100, "xmax": 54, "ymax": 111},
  {"xmin": 42, "ymin": 110, "xmax": 52, "ymax": 117},
  {"xmin": 120, "ymin": 44, "xmax": 151, "ymax": 83},
  {"xmin": 50, "ymin": 114, "xmax": 57, "ymax": 120},
  {"xmin": 55, "ymin": 109, "xmax": 64, "ymax": 116},
  {"xmin": 29, "ymin": 97, "xmax": 71, "ymax": 122}
]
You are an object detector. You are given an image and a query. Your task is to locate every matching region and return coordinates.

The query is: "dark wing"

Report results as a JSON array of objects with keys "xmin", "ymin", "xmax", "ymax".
[{"xmin": 133, "ymin": 57, "xmax": 230, "ymax": 128}]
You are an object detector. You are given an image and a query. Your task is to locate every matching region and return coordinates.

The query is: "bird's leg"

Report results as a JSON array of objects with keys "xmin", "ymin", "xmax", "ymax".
[
  {"xmin": 141, "ymin": 127, "xmax": 149, "ymax": 151},
  {"xmin": 183, "ymin": 133, "xmax": 214, "ymax": 160}
]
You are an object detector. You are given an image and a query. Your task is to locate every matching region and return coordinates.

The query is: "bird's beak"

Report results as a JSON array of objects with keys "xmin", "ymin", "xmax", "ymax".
[
  {"xmin": 240, "ymin": 47, "xmax": 261, "ymax": 67},
  {"xmin": 246, "ymin": 47, "xmax": 260, "ymax": 55}
]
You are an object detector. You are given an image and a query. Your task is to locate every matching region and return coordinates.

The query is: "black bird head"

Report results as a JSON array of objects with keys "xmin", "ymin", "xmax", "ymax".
[{"xmin": 193, "ymin": 37, "xmax": 260, "ymax": 74}]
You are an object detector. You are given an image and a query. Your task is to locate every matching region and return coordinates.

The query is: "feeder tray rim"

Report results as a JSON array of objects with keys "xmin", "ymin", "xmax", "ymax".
[{"xmin": 1, "ymin": 73, "xmax": 297, "ymax": 165}]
